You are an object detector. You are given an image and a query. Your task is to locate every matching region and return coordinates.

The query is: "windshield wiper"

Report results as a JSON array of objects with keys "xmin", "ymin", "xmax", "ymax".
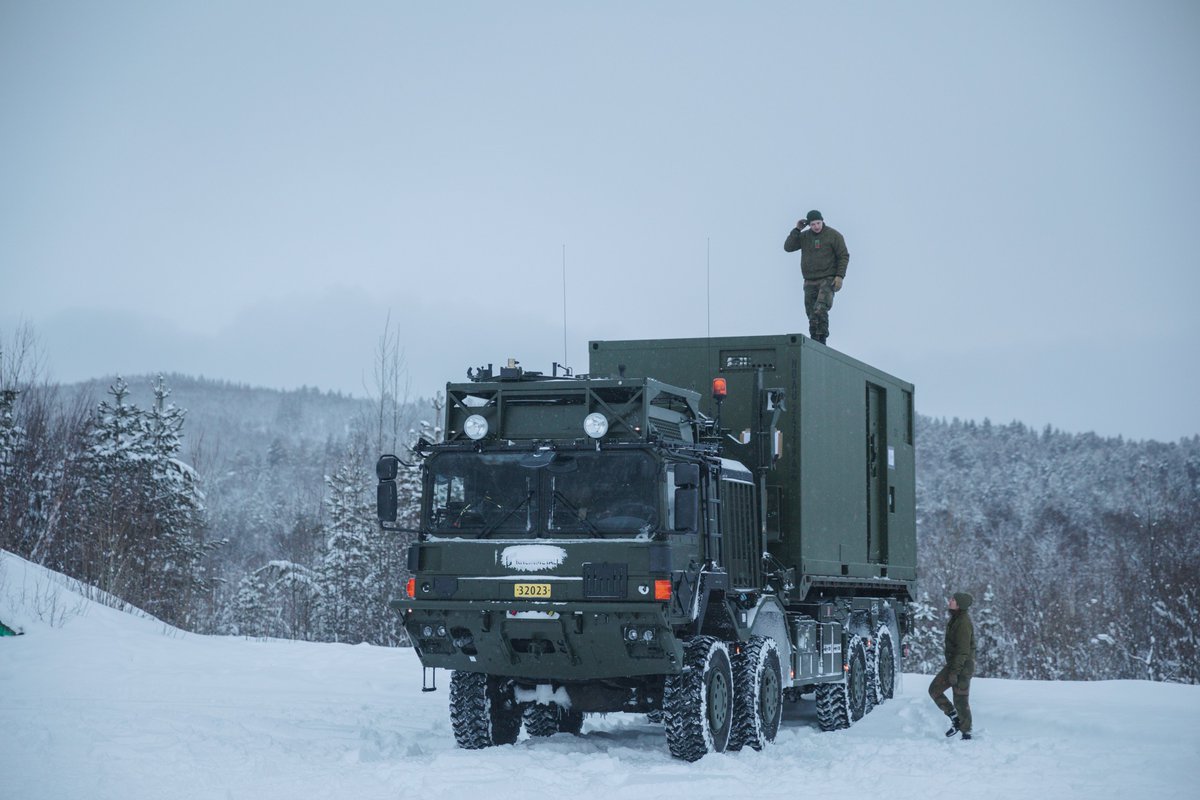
[
  {"xmin": 477, "ymin": 490, "xmax": 534, "ymax": 539},
  {"xmin": 550, "ymin": 490, "xmax": 601, "ymax": 537}
]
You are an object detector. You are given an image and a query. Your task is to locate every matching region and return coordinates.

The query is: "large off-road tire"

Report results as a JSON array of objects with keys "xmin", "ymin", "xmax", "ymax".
[
  {"xmin": 663, "ymin": 636, "xmax": 735, "ymax": 762},
  {"xmin": 449, "ymin": 671, "xmax": 522, "ymax": 749},
  {"xmin": 870, "ymin": 626, "xmax": 896, "ymax": 704},
  {"xmin": 815, "ymin": 635, "xmax": 868, "ymax": 731},
  {"xmin": 524, "ymin": 703, "xmax": 584, "ymax": 737},
  {"xmin": 729, "ymin": 635, "xmax": 783, "ymax": 752}
]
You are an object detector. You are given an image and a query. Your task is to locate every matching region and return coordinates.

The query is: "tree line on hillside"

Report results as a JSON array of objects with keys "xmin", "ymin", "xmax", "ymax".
[
  {"xmin": 0, "ymin": 320, "xmax": 428, "ymax": 645},
  {"xmin": 3, "ymin": 326, "xmax": 1198, "ymax": 681},
  {"xmin": 212, "ymin": 314, "xmax": 426, "ymax": 644},
  {"xmin": 0, "ymin": 372, "xmax": 211, "ymax": 627},
  {"xmin": 906, "ymin": 417, "xmax": 1200, "ymax": 684}
]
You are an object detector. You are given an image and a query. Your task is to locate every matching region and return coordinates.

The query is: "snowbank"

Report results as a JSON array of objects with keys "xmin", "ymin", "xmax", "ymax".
[{"xmin": 1, "ymin": 549, "xmax": 1197, "ymax": 800}]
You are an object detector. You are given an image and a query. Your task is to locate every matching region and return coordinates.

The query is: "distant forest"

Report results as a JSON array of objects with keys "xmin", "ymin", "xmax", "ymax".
[
  {"xmin": 2, "ymin": 330, "xmax": 1197, "ymax": 683},
  {"xmin": 908, "ymin": 417, "xmax": 1198, "ymax": 683}
]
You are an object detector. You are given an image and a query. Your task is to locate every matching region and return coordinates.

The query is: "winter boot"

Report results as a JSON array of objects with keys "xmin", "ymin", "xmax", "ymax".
[
  {"xmin": 961, "ymin": 732, "xmax": 973, "ymax": 740},
  {"xmin": 944, "ymin": 713, "xmax": 960, "ymax": 737}
]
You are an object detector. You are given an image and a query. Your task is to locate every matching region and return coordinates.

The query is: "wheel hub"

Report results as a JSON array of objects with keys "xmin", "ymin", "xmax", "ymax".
[{"xmin": 708, "ymin": 670, "xmax": 729, "ymax": 730}]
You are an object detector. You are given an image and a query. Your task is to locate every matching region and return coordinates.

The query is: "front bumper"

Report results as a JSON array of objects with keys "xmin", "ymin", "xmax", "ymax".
[{"xmin": 394, "ymin": 598, "xmax": 683, "ymax": 680}]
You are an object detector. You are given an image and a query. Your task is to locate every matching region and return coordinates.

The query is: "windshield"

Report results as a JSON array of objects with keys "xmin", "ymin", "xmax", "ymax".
[
  {"xmin": 428, "ymin": 452, "xmax": 536, "ymax": 535},
  {"xmin": 426, "ymin": 450, "xmax": 660, "ymax": 537}
]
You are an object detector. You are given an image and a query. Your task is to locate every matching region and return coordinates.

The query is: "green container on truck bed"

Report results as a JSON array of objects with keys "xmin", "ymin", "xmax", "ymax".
[{"xmin": 589, "ymin": 333, "xmax": 916, "ymax": 602}]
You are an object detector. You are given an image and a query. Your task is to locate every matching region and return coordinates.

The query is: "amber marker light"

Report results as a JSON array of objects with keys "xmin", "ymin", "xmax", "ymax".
[
  {"xmin": 406, "ymin": 578, "xmax": 416, "ymax": 598},
  {"xmin": 711, "ymin": 377, "xmax": 728, "ymax": 400},
  {"xmin": 654, "ymin": 579, "xmax": 672, "ymax": 601}
]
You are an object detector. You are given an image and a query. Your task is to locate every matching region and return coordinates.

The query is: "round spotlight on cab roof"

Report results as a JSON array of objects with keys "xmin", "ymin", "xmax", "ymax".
[
  {"xmin": 463, "ymin": 414, "xmax": 489, "ymax": 440},
  {"xmin": 583, "ymin": 412, "xmax": 609, "ymax": 439}
]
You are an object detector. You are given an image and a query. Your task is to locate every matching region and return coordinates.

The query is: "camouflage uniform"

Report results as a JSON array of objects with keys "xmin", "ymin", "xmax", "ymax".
[
  {"xmin": 928, "ymin": 591, "xmax": 975, "ymax": 735},
  {"xmin": 784, "ymin": 220, "xmax": 849, "ymax": 344},
  {"xmin": 803, "ymin": 278, "xmax": 837, "ymax": 344}
]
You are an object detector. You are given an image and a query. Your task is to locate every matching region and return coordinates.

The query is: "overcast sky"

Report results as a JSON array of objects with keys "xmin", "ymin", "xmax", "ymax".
[{"xmin": 2, "ymin": 1, "xmax": 1198, "ymax": 442}]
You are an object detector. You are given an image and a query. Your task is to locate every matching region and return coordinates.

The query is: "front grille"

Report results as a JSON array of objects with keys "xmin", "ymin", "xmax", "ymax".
[
  {"xmin": 582, "ymin": 562, "xmax": 628, "ymax": 599},
  {"xmin": 650, "ymin": 420, "xmax": 685, "ymax": 441}
]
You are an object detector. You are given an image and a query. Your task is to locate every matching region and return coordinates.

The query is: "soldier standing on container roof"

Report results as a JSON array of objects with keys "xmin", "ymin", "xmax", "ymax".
[
  {"xmin": 784, "ymin": 210, "xmax": 849, "ymax": 345},
  {"xmin": 928, "ymin": 591, "xmax": 976, "ymax": 740}
]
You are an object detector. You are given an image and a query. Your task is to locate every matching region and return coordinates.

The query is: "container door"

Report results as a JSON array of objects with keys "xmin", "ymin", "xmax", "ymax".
[{"xmin": 866, "ymin": 383, "xmax": 888, "ymax": 563}]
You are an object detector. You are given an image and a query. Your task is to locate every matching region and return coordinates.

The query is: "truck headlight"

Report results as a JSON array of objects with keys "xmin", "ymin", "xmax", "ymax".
[
  {"xmin": 464, "ymin": 414, "xmax": 489, "ymax": 440},
  {"xmin": 583, "ymin": 413, "xmax": 609, "ymax": 439}
]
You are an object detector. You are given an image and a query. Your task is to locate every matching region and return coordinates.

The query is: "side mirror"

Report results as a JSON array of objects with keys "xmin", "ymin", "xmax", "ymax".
[
  {"xmin": 376, "ymin": 455, "xmax": 400, "ymax": 481},
  {"xmin": 674, "ymin": 463, "xmax": 700, "ymax": 488},
  {"xmin": 378, "ymin": 480, "xmax": 398, "ymax": 524},
  {"xmin": 674, "ymin": 487, "xmax": 698, "ymax": 533}
]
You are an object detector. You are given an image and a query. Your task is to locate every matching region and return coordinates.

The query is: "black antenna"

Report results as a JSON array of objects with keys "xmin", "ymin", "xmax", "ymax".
[
  {"xmin": 707, "ymin": 237, "xmax": 714, "ymax": 399},
  {"xmin": 562, "ymin": 244, "xmax": 568, "ymax": 366}
]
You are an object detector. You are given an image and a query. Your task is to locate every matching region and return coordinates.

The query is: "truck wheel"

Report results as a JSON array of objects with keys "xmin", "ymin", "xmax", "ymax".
[
  {"xmin": 663, "ymin": 636, "xmax": 734, "ymax": 761},
  {"xmin": 814, "ymin": 635, "xmax": 868, "ymax": 730},
  {"xmin": 846, "ymin": 636, "xmax": 868, "ymax": 721},
  {"xmin": 524, "ymin": 703, "xmax": 584, "ymax": 737},
  {"xmin": 871, "ymin": 626, "xmax": 896, "ymax": 703},
  {"xmin": 729, "ymin": 635, "xmax": 783, "ymax": 752},
  {"xmin": 449, "ymin": 671, "xmax": 521, "ymax": 749}
]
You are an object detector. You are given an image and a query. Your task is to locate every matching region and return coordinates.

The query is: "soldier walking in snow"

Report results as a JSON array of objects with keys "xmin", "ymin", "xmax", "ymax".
[
  {"xmin": 928, "ymin": 591, "xmax": 976, "ymax": 740},
  {"xmin": 783, "ymin": 209, "xmax": 849, "ymax": 345}
]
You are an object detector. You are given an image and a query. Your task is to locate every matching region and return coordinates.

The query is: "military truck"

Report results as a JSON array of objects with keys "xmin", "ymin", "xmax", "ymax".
[{"xmin": 377, "ymin": 333, "xmax": 916, "ymax": 761}]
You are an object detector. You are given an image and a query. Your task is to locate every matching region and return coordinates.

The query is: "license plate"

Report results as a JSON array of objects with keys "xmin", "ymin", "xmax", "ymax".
[{"xmin": 513, "ymin": 583, "xmax": 551, "ymax": 599}]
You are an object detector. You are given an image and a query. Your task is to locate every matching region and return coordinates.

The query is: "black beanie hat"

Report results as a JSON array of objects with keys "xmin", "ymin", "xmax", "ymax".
[{"xmin": 806, "ymin": 209, "xmax": 824, "ymax": 222}]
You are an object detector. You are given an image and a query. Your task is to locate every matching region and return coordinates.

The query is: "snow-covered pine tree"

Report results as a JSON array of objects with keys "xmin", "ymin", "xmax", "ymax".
[
  {"xmin": 905, "ymin": 592, "xmax": 944, "ymax": 674},
  {"xmin": 143, "ymin": 375, "xmax": 210, "ymax": 626},
  {"xmin": 76, "ymin": 376, "xmax": 153, "ymax": 605},
  {"xmin": 973, "ymin": 584, "xmax": 1008, "ymax": 678},
  {"xmin": 0, "ymin": 387, "xmax": 22, "ymax": 482},
  {"xmin": 259, "ymin": 560, "xmax": 322, "ymax": 640},
  {"xmin": 0, "ymin": 387, "xmax": 25, "ymax": 549},
  {"xmin": 229, "ymin": 571, "xmax": 272, "ymax": 638},
  {"xmin": 318, "ymin": 454, "xmax": 375, "ymax": 644},
  {"xmin": 70, "ymin": 376, "xmax": 210, "ymax": 627}
]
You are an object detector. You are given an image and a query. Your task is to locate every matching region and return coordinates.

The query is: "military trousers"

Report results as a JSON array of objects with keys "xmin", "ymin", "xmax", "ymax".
[
  {"xmin": 928, "ymin": 665, "xmax": 972, "ymax": 733},
  {"xmin": 803, "ymin": 278, "xmax": 836, "ymax": 342}
]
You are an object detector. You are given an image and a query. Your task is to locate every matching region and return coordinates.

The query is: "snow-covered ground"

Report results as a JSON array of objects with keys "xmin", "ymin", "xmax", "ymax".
[{"xmin": 2, "ymin": 550, "xmax": 1198, "ymax": 800}]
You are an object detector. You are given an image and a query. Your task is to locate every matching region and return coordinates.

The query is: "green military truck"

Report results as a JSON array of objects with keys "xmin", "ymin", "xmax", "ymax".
[{"xmin": 377, "ymin": 333, "xmax": 916, "ymax": 761}]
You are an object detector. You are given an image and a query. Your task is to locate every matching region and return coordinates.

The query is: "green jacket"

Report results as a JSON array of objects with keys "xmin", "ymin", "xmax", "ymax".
[
  {"xmin": 945, "ymin": 609, "xmax": 976, "ymax": 676},
  {"xmin": 783, "ymin": 225, "xmax": 849, "ymax": 281}
]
